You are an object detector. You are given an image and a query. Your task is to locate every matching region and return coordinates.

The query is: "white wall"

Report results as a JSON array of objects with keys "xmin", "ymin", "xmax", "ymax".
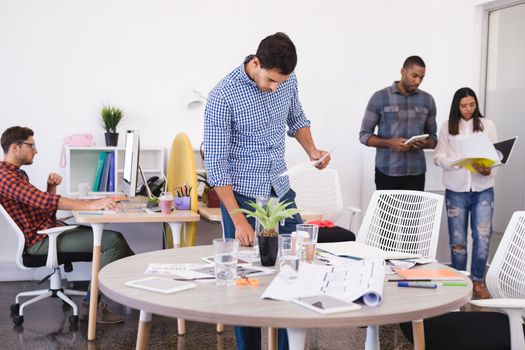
[{"xmin": 0, "ymin": 0, "xmax": 488, "ymax": 273}]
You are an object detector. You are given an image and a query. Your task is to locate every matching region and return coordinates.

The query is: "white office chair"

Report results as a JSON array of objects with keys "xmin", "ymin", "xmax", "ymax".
[
  {"xmin": 289, "ymin": 168, "xmax": 361, "ymax": 232},
  {"xmin": 471, "ymin": 211, "xmax": 525, "ymax": 349},
  {"xmin": 356, "ymin": 190, "xmax": 444, "ymax": 350},
  {"xmin": 1, "ymin": 204, "xmax": 90, "ymax": 327}
]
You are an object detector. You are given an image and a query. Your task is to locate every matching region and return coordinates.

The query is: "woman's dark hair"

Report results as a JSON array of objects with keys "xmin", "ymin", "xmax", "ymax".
[
  {"xmin": 1, "ymin": 126, "xmax": 34, "ymax": 154},
  {"xmin": 448, "ymin": 87, "xmax": 484, "ymax": 135},
  {"xmin": 255, "ymin": 32, "xmax": 297, "ymax": 75}
]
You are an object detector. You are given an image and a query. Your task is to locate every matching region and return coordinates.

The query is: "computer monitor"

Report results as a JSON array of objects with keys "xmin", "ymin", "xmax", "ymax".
[{"xmin": 122, "ymin": 130, "xmax": 140, "ymax": 198}]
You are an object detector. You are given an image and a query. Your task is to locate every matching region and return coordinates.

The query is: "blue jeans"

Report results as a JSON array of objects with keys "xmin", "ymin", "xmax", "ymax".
[
  {"xmin": 220, "ymin": 189, "xmax": 303, "ymax": 350},
  {"xmin": 445, "ymin": 188, "xmax": 494, "ymax": 281}
]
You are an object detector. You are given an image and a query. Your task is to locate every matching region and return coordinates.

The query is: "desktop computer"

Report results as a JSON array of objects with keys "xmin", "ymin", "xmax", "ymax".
[{"xmin": 122, "ymin": 130, "xmax": 154, "ymax": 199}]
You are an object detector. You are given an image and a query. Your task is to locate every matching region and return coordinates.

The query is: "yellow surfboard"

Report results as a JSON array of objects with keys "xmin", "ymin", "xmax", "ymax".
[{"xmin": 164, "ymin": 132, "xmax": 198, "ymax": 248}]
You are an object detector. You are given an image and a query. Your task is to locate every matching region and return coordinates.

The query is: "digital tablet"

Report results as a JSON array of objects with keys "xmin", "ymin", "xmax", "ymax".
[
  {"xmin": 403, "ymin": 134, "xmax": 429, "ymax": 144},
  {"xmin": 291, "ymin": 295, "xmax": 361, "ymax": 314},
  {"xmin": 125, "ymin": 277, "xmax": 196, "ymax": 294}
]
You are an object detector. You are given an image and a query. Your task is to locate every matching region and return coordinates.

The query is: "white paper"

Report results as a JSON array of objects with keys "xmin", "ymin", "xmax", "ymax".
[
  {"xmin": 451, "ymin": 133, "xmax": 500, "ymax": 166},
  {"xmin": 146, "ymin": 263, "xmax": 274, "ymax": 281},
  {"xmin": 262, "ymin": 259, "xmax": 385, "ymax": 307},
  {"xmin": 316, "ymin": 241, "xmax": 421, "ymax": 260},
  {"xmin": 279, "ymin": 148, "xmax": 334, "ymax": 177}
]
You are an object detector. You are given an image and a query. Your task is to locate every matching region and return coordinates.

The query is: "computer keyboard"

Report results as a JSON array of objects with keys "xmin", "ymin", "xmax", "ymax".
[{"xmin": 114, "ymin": 208, "xmax": 150, "ymax": 214}]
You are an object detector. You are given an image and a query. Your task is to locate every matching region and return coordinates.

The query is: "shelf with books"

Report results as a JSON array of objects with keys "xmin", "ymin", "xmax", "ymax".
[{"xmin": 66, "ymin": 146, "xmax": 164, "ymax": 195}]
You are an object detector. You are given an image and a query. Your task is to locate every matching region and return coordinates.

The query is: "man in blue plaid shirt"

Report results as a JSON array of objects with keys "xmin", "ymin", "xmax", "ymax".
[
  {"xmin": 359, "ymin": 56, "xmax": 437, "ymax": 191},
  {"xmin": 204, "ymin": 32, "xmax": 329, "ymax": 350}
]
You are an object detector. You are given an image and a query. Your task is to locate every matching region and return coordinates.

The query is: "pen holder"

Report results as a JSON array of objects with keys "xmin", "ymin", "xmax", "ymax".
[{"xmin": 175, "ymin": 196, "xmax": 191, "ymax": 210}]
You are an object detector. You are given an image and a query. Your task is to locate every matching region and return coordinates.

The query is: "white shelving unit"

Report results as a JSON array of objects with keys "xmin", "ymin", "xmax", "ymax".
[{"xmin": 66, "ymin": 146, "xmax": 164, "ymax": 195}]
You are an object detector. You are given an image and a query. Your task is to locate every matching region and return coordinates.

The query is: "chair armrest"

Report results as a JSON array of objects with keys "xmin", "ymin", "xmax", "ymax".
[
  {"xmin": 345, "ymin": 206, "xmax": 361, "ymax": 232},
  {"xmin": 36, "ymin": 225, "xmax": 79, "ymax": 268},
  {"xmin": 470, "ymin": 298, "xmax": 525, "ymax": 309},
  {"xmin": 37, "ymin": 225, "xmax": 79, "ymax": 236}
]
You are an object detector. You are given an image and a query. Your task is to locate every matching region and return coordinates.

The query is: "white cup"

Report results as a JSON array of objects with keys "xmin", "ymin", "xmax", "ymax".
[
  {"xmin": 78, "ymin": 182, "xmax": 90, "ymax": 197},
  {"xmin": 213, "ymin": 238, "xmax": 239, "ymax": 286}
]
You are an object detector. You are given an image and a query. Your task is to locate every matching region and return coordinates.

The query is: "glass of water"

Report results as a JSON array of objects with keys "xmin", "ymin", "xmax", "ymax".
[
  {"xmin": 213, "ymin": 238, "xmax": 239, "ymax": 286},
  {"xmin": 296, "ymin": 224, "xmax": 319, "ymax": 263},
  {"xmin": 278, "ymin": 234, "xmax": 303, "ymax": 280}
]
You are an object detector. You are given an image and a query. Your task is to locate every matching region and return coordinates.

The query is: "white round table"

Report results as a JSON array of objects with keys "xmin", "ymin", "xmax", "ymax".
[{"xmin": 98, "ymin": 245, "xmax": 472, "ymax": 350}]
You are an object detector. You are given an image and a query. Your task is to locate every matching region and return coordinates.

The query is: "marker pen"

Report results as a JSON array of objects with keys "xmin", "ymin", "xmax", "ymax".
[{"xmin": 397, "ymin": 281, "xmax": 437, "ymax": 289}]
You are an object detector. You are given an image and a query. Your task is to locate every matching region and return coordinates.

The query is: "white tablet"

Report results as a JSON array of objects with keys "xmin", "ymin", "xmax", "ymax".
[
  {"xmin": 403, "ymin": 134, "xmax": 429, "ymax": 144},
  {"xmin": 125, "ymin": 277, "xmax": 196, "ymax": 294},
  {"xmin": 291, "ymin": 295, "xmax": 361, "ymax": 314}
]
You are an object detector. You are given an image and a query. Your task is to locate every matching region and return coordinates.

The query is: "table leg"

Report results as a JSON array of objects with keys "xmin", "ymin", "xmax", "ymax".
[
  {"xmin": 167, "ymin": 222, "xmax": 182, "ymax": 248},
  {"xmin": 88, "ymin": 223, "xmax": 105, "ymax": 341},
  {"xmin": 216, "ymin": 323, "xmax": 224, "ymax": 333},
  {"xmin": 177, "ymin": 318, "xmax": 186, "ymax": 335},
  {"xmin": 365, "ymin": 325, "xmax": 379, "ymax": 350},
  {"xmin": 286, "ymin": 328, "xmax": 307, "ymax": 350},
  {"xmin": 136, "ymin": 310, "xmax": 152, "ymax": 350},
  {"xmin": 412, "ymin": 319, "xmax": 425, "ymax": 350},
  {"xmin": 268, "ymin": 327, "xmax": 277, "ymax": 350}
]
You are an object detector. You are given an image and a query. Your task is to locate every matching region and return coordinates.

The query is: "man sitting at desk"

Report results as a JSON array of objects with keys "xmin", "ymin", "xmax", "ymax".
[{"xmin": 0, "ymin": 126, "xmax": 134, "ymax": 324}]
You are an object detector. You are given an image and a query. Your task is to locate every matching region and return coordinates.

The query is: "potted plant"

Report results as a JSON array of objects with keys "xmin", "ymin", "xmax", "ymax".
[
  {"xmin": 100, "ymin": 105, "xmax": 124, "ymax": 146},
  {"xmin": 234, "ymin": 198, "xmax": 300, "ymax": 266}
]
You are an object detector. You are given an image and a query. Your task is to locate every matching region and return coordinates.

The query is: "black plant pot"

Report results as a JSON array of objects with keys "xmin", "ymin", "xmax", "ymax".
[
  {"xmin": 105, "ymin": 132, "xmax": 119, "ymax": 146},
  {"xmin": 258, "ymin": 236, "xmax": 279, "ymax": 266}
]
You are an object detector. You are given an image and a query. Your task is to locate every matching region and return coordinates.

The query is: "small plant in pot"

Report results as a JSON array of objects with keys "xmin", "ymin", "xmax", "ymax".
[
  {"xmin": 100, "ymin": 105, "xmax": 124, "ymax": 146},
  {"xmin": 233, "ymin": 198, "xmax": 300, "ymax": 266}
]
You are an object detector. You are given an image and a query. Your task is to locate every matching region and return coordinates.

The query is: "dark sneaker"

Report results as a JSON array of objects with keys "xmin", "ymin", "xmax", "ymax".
[
  {"xmin": 96, "ymin": 301, "xmax": 125, "ymax": 324},
  {"xmin": 473, "ymin": 281, "xmax": 491, "ymax": 299},
  {"xmin": 79, "ymin": 300, "xmax": 89, "ymax": 321},
  {"xmin": 78, "ymin": 300, "xmax": 124, "ymax": 324}
]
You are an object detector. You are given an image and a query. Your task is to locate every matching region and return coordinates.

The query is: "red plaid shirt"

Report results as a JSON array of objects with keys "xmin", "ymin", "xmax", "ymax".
[{"xmin": 0, "ymin": 161, "xmax": 64, "ymax": 248}]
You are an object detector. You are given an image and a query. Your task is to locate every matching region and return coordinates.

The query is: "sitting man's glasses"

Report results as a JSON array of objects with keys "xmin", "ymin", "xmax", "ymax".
[{"xmin": 18, "ymin": 142, "xmax": 37, "ymax": 150}]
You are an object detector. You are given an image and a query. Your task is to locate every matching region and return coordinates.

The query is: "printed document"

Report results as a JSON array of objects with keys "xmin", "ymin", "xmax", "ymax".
[{"xmin": 262, "ymin": 259, "xmax": 385, "ymax": 307}]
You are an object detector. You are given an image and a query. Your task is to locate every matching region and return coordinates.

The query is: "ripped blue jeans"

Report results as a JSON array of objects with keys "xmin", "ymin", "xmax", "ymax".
[{"xmin": 445, "ymin": 188, "xmax": 494, "ymax": 281}]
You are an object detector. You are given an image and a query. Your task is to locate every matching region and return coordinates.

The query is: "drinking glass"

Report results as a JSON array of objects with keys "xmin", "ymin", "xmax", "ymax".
[
  {"xmin": 213, "ymin": 238, "xmax": 239, "ymax": 286},
  {"xmin": 296, "ymin": 224, "xmax": 319, "ymax": 263},
  {"xmin": 278, "ymin": 234, "xmax": 303, "ymax": 279},
  {"xmin": 78, "ymin": 182, "xmax": 90, "ymax": 198},
  {"xmin": 158, "ymin": 192, "xmax": 174, "ymax": 214}
]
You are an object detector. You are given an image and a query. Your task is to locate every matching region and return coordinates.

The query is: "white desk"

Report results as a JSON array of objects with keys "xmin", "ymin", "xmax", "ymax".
[
  {"xmin": 73, "ymin": 209, "xmax": 200, "ymax": 341},
  {"xmin": 99, "ymin": 245, "xmax": 472, "ymax": 350},
  {"xmin": 198, "ymin": 201, "xmax": 323, "ymax": 224}
]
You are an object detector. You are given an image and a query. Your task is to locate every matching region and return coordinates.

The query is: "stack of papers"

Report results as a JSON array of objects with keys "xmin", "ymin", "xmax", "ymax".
[
  {"xmin": 262, "ymin": 259, "xmax": 385, "ymax": 307},
  {"xmin": 316, "ymin": 241, "xmax": 421, "ymax": 260},
  {"xmin": 451, "ymin": 134, "xmax": 517, "ymax": 173}
]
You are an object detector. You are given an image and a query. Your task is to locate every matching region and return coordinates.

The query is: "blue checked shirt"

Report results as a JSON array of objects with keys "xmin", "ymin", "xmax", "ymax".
[
  {"xmin": 204, "ymin": 61, "xmax": 310, "ymax": 198},
  {"xmin": 359, "ymin": 82, "xmax": 437, "ymax": 176}
]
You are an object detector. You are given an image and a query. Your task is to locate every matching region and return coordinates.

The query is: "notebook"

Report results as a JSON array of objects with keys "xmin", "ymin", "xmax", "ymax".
[{"xmin": 125, "ymin": 277, "xmax": 196, "ymax": 294}]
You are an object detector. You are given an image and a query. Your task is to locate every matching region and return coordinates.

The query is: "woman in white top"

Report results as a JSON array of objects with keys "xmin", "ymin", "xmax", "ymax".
[{"xmin": 434, "ymin": 87, "xmax": 496, "ymax": 299}]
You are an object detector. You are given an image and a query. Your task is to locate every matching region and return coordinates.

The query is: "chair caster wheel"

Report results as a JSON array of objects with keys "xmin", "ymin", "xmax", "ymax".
[
  {"xmin": 69, "ymin": 315, "xmax": 79, "ymax": 325},
  {"xmin": 10, "ymin": 303, "xmax": 20, "ymax": 314},
  {"xmin": 13, "ymin": 315, "xmax": 24, "ymax": 326}
]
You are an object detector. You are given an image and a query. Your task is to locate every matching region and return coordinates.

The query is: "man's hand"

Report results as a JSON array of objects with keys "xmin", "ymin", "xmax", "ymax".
[
  {"xmin": 234, "ymin": 218, "xmax": 255, "ymax": 247},
  {"xmin": 389, "ymin": 138, "xmax": 411, "ymax": 152},
  {"xmin": 472, "ymin": 163, "xmax": 492, "ymax": 176},
  {"xmin": 47, "ymin": 173, "xmax": 62, "ymax": 187},
  {"xmin": 85, "ymin": 198, "xmax": 117, "ymax": 210},
  {"xmin": 47, "ymin": 172, "xmax": 62, "ymax": 194},
  {"xmin": 310, "ymin": 149, "xmax": 331, "ymax": 170},
  {"xmin": 408, "ymin": 139, "xmax": 426, "ymax": 150}
]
